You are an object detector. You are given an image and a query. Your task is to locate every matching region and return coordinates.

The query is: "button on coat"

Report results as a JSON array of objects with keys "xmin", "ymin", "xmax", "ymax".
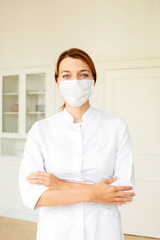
[{"xmin": 19, "ymin": 105, "xmax": 135, "ymax": 240}]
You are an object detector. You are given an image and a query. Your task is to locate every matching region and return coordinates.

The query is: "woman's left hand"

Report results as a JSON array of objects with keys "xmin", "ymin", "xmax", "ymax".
[{"xmin": 26, "ymin": 171, "xmax": 64, "ymax": 189}]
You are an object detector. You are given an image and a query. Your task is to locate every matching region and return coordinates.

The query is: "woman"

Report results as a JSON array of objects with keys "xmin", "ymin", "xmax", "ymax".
[{"xmin": 19, "ymin": 48, "xmax": 135, "ymax": 240}]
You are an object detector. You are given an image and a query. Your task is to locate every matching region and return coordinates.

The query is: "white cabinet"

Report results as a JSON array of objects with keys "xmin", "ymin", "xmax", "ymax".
[
  {"xmin": 0, "ymin": 65, "xmax": 56, "ymax": 221},
  {"xmin": 0, "ymin": 66, "xmax": 56, "ymax": 158}
]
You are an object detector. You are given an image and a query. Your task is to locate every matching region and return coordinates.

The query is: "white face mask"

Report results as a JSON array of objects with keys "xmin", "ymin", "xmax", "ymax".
[{"xmin": 58, "ymin": 79, "xmax": 95, "ymax": 107}]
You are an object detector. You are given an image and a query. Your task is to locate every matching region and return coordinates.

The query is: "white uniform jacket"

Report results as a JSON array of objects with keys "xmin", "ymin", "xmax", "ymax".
[{"xmin": 19, "ymin": 104, "xmax": 135, "ymax": 240}]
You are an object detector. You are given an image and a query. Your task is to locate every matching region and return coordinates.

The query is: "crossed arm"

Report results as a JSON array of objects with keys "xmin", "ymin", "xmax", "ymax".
[{"xmin": 26, "ymin": 171, "xmax": 135, "ymax": 208}]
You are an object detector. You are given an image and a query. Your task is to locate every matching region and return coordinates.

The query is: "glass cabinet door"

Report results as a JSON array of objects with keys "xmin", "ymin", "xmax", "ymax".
[
  {"xmin": 2, "ymin": 75, "xmax": 19, "ymax": 133},
  {"xmin": 26, "ymin": 73, "xmax": 46, "ymax": 132}
]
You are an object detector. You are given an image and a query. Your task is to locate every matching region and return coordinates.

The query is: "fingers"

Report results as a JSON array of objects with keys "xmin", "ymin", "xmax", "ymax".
[
  {"xmin": 26, "ymin": 171, "xmax": 48, "ymax": 184},
  {"xmin": 112, "ymin": 201, "xmax": 131, "ymax": 205},
  {"xmin": 27, "ymin": 171, "xmax": 47, "ymax": 177},
  {"xmin": 116, "ymin": 192, "xmax": 135, "ymax": 198},
  {"xmin": 112, "ymin": 197, "xmax": 133, "ymax": 204},
  {"xmin": 26, "ymin": 171, "xmax": 55, "ymax": 187},
  {"xmin": 115, "ymin": 185, "xmax": 133, "ymax": 191},
  {"xmin": 27, "ymin": 175, "xmax": 46, "ymax": 184},
  {"xmin": 27, "ymin": 175, "xmax": 46, "ymax": 181},
  {"xmin": 27, "ymin": 173, "xmax": 46, "ymax": 179},
  {"xmin": 27, "ymin": 171, "xmax": 52, "ymax": 180},
  {"xmin": 105, "ymin": 176, "xmax": 118, "ymax": 184},
  {"xmin": 27, "ymin": 179, "xmax": 45, "ymax": 185}
]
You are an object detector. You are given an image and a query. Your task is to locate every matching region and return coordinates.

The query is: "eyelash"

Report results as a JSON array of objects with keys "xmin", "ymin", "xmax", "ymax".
[{"xmin": 63, "ymin": 74, "xmax": 89, "ymax": 78}]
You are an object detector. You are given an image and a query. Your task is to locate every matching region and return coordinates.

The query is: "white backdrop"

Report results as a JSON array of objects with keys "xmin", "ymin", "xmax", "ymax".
[{"xmin": 0, "ymin": 0, "xmax": 160, "ymax": 238}]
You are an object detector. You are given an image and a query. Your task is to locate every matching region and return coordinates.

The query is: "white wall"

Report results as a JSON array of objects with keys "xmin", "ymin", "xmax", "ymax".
[{"xmin": 0, "ymin": 0, "xmax": 160, "ymax": 66}]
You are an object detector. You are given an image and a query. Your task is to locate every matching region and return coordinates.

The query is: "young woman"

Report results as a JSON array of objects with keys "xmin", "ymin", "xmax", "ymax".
[{"xmin": 19, "ymin": 48, "xmax": 135, "ymax": 240}]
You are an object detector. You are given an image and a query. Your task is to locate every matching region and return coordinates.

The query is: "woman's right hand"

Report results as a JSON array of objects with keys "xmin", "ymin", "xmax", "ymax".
[{"xmin": 92, "ymin": 176, "xmax": 135, "ymax": 205}]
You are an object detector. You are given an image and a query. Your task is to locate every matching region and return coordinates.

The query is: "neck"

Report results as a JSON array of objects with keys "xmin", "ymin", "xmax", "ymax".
[{"xmin": 65, "ymin": 101, "xmax": 90, "ymax": 123}]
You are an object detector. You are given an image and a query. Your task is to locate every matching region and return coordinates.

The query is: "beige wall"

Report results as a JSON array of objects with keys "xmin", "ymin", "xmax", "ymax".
[{"xmin": 0, "ymin": 0, "xmax": 160, "ymax": 65}]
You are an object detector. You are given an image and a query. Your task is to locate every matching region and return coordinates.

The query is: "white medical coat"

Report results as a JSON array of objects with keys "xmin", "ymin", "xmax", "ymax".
[{"xmin": 19, "ymin": 104, "xmax": 135, "ymax": 240}]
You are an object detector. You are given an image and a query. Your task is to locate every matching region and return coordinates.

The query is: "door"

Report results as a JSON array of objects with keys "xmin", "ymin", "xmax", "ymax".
[{"xmin": 96, "ymin": 62, "xmax": 160, "ymax": 238}]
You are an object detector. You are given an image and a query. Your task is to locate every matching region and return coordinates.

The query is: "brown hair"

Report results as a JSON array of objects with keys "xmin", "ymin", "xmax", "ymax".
[{"xmin": 54, "ymin": 48, "xmax": 97, "ymax": 112}]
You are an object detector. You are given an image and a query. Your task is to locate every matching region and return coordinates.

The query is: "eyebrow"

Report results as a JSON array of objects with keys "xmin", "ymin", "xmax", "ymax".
[{"xmin": 60, "ymin": 70, "xmax": 90, "ymax": 74}]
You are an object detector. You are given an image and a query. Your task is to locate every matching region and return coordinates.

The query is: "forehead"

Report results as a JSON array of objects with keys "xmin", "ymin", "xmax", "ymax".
[{"xmin": 59, "ymin": 57, "xmax": 91, "ymax": 72}]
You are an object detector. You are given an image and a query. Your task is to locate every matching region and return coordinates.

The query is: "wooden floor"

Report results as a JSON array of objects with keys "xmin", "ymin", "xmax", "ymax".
[{"xmin": 0, "ymin": 216, "xmax": 159, "ymax": 240}]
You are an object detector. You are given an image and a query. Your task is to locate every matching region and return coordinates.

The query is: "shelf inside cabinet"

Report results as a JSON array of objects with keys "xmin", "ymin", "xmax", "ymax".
[
  {"xmin": 3, "ymin": 93, "xmax": 19, "ymax": 96},
  {"xmin": 3, "ymin": 112, "xmax": 19, "ymax": 114},
  {"xmin": 27, "ymin": 112, "xmax": 45, "ymax": 114},
  {"xmin": 26, "ymin": 91, "xmax": 45, "ymax": 95}
]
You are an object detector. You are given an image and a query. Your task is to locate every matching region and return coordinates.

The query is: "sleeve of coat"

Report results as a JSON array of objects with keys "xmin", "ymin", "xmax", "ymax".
[
  {"xmin": 110, "ymin": 117, "xmax": 135, "ymax": 207},
  {"xmin": 18, "ymin": 121, "xmax": 49, "ymax": 210}
]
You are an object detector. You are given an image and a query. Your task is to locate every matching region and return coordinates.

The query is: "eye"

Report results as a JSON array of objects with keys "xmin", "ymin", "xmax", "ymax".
[
  {"xmin": 80, "ymin": 74, "xmax": 89, "ymax": 77},
  {"xmin": 63, "ymin": 75, "xmax": 70, "ymax": 78}
]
